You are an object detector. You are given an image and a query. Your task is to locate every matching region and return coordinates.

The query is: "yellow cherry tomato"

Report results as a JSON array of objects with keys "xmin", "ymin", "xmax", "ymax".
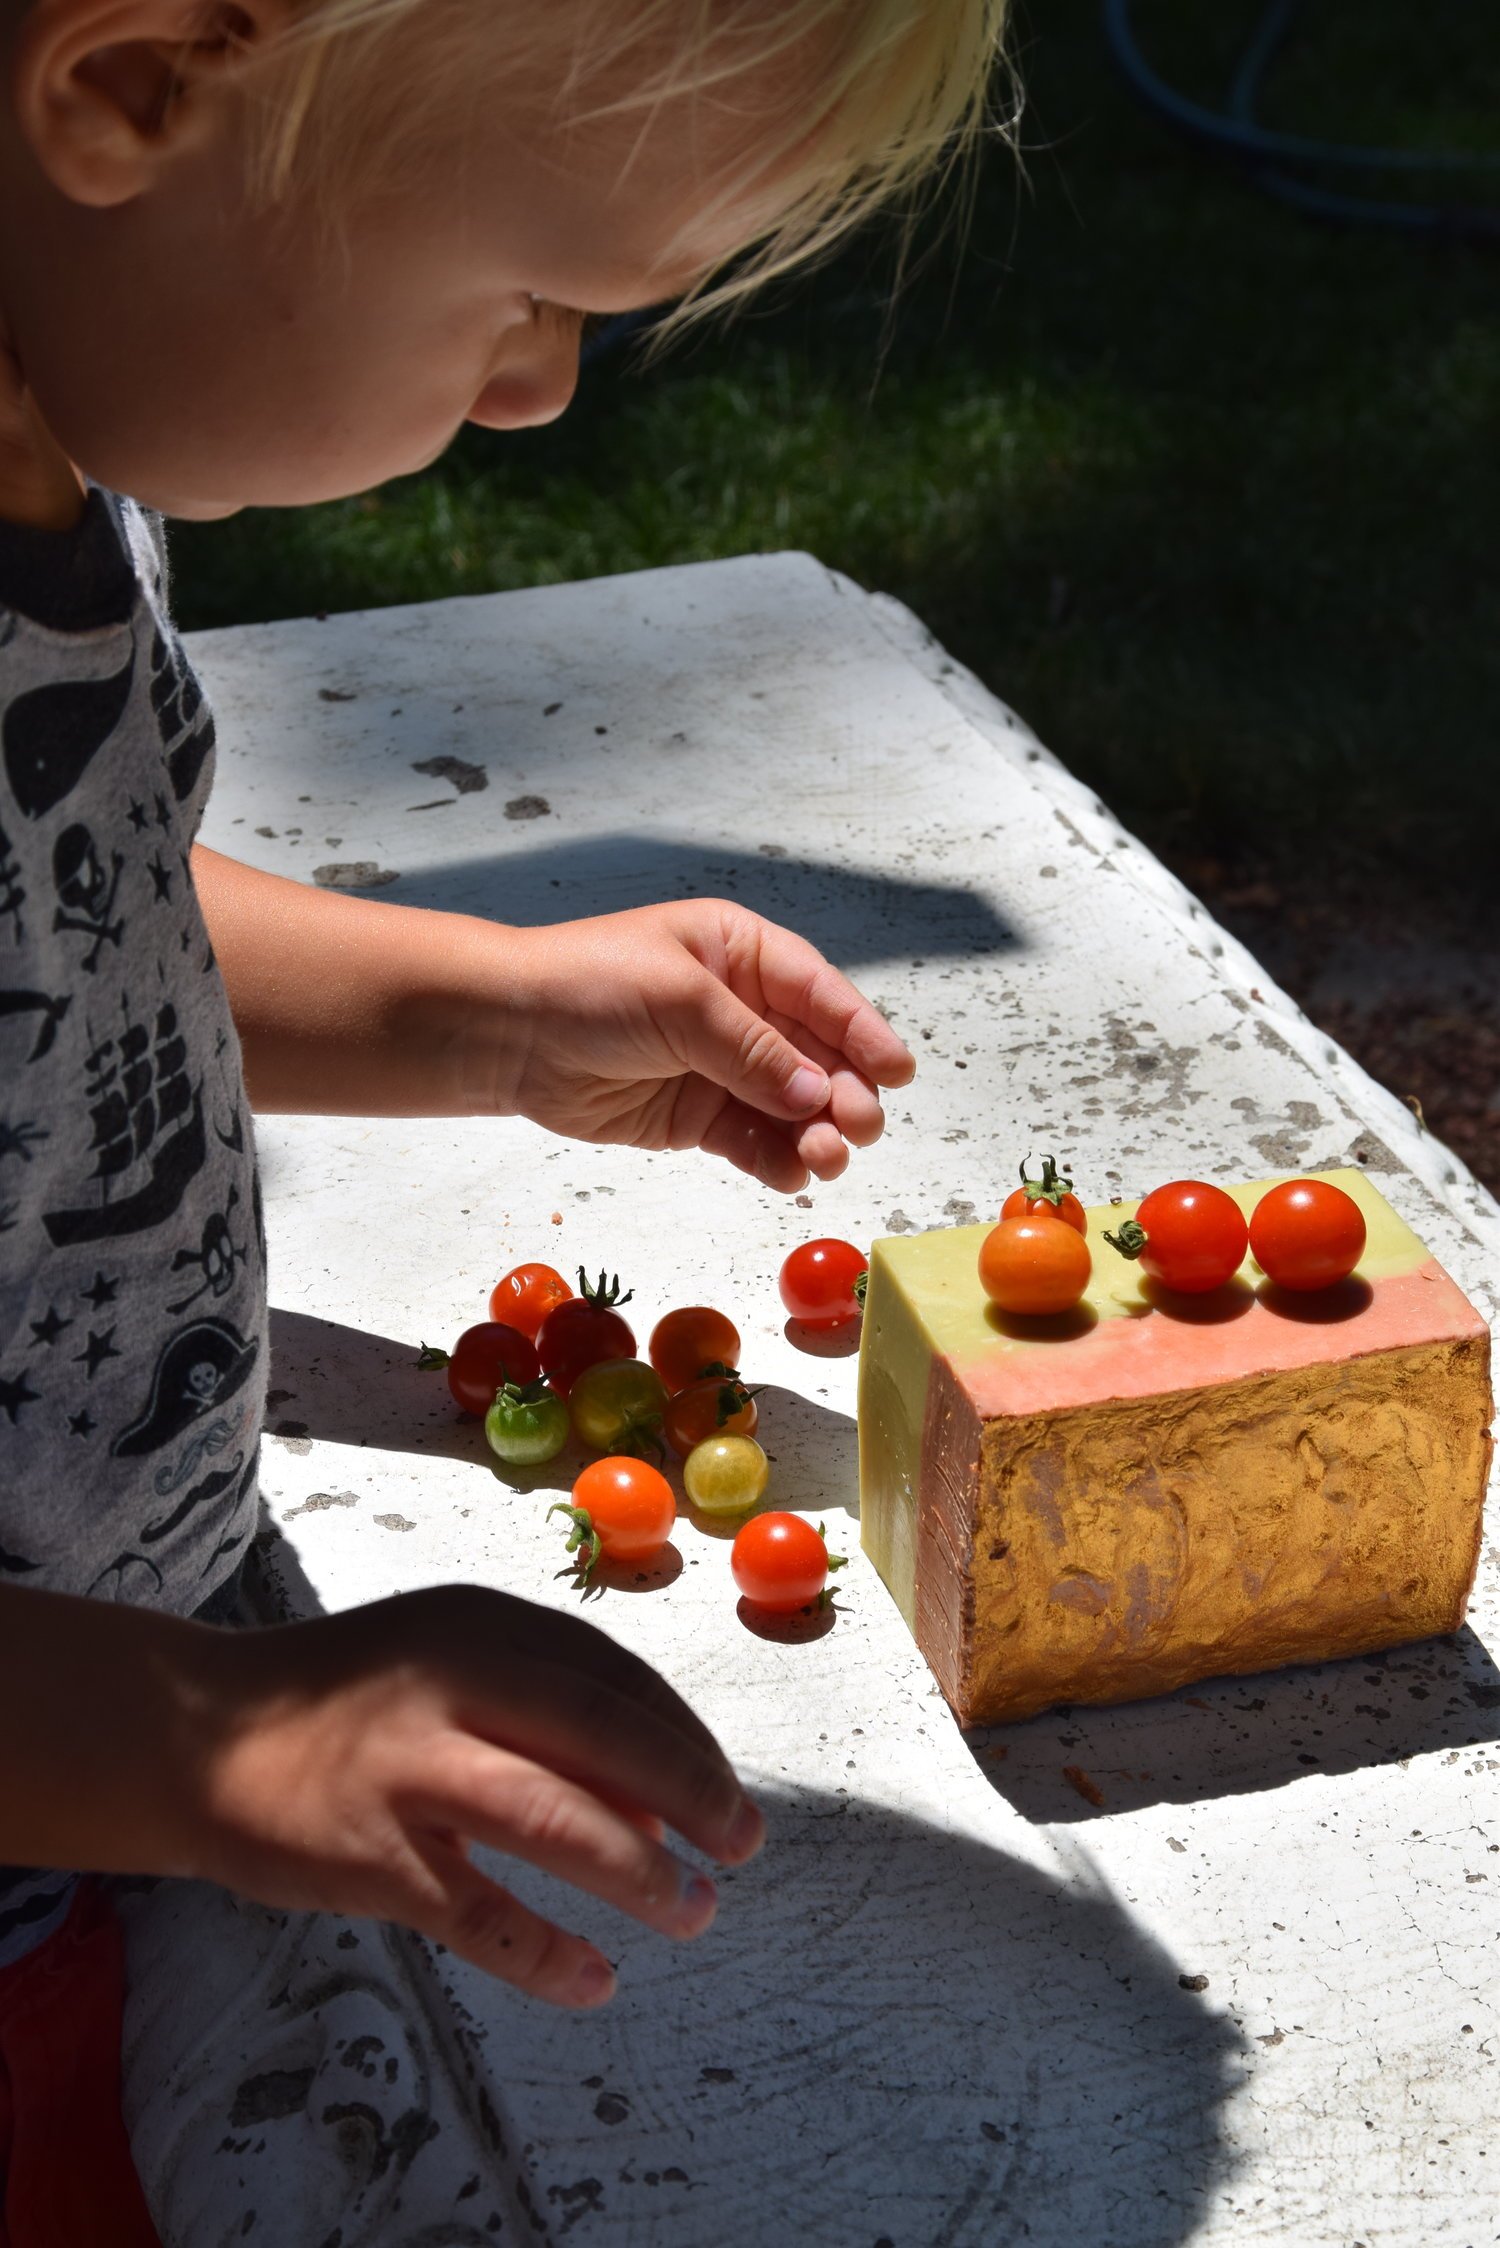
[{"xmin": 683, "ymin": 1434, "xmax": 770, "ymax": 1517}]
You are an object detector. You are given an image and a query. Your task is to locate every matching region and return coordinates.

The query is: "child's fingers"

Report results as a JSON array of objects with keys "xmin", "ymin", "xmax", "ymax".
[
  {"xmin": 409, "ymin": 1842, "xmax": 618, "ymax": 2007},
  {"xmin": 667, "ymin": 974, "xmax": 833, "ymax": 1123},
  {"xmin": 696, "ymin": 1100, "xmax": 810, "ymax": 1192},
  {"xmin": 736, "ymin": 920, "xmax": 916, "ymax": 1089},
  {"xmin": 416, "ymin": 1738, "xmax": 719, "ymax": 1943},
  {"xmin": 763, "ymin": 1012, "xmax": 886, "ymax": 1149}
]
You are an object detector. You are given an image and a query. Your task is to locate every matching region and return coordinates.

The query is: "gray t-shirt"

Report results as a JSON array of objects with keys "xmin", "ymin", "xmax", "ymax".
[{"xmin": 0, "ymin": 489, "xmax": 266, "ymax": 1958}]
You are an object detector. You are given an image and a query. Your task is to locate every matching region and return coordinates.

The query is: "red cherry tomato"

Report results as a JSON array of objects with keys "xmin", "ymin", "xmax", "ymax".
[
  {"xmin": 1104, "ymin": 1181, "xmax": 1249, "ymax": 1295},
  {"xmin": 1000, "ymin": 1153, "xmax": 1088, "ymax": 1235},
  {"xmin": 663, "ymin": 1373, "xmax": 759, "ymax": 1459},
  {"xmin": 649, "ymin": 1306, "xmax": 742, "ymax": 1394},
  {"xmin": 553, "ymin": 1457, "xmax": 677, "ymax": 1582},
  {"xmin": 978, "ymin": 1214, "xmax": 1092, "ymax": 1315},
  {"xmin": 731, "ymin": 1512, "xmax": 844, "ymax": 1613},
  {"xmin": 1250, "ymin": 1178, "xmax": 1366, "ymax": 1292},
  {"xmin": 779, "ymin": 1239, "xmax": 868, "ymax": 1329},
  {"xmin": 442, "ymin": 1322, "xmax": 540, "ymax": 1415},
  {"xmin": 489, "ymin": 1262, "xmax": 572, "ymax": 1340},
  {"xmin": 537, "ymin": 1270, "xmax": 636, "ymax": 1399}
]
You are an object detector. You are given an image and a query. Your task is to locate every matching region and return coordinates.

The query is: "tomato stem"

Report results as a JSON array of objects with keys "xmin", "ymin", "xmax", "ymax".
[
  {"xmin": 548, "ymin": 1501, "xmax": 601, "ymax": 1584},
  {"xmin": 1018, "ymin": 1152, "xmax": 1075, "ymax": 1207},
  {"xmin": 576, "ymin": 1267, "xmax": 634, "ymax": 1311},
  {"xmin": 852, "ymin": 1269, "xmax": 868, "ymax": 1309},
  {"xmin": 1101, "ymin": 1218, "xmax": 1148, "ymax": 1261},
  {"xmin": 416, "ymin": 1343, "xmax": 450, "ymax": 1370},
  {"xmin": 499, "ymin": 1376, "xmax": 555, "ymax": 1406}
]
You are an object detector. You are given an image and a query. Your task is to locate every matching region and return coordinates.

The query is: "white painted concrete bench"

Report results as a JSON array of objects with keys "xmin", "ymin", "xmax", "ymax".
[{"xmin": 126, "ymin": 555, "xmax": 1498, "ymax": 2245}]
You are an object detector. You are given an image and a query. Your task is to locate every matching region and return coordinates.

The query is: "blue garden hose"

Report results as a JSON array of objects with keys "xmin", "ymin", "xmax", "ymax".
[{"xmin": 1103, "ymin": 0, "xmax": 1500, "ymax": 239}]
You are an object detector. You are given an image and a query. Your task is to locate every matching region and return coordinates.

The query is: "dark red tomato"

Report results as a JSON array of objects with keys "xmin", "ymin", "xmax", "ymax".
[
  {"xmin": 663, "ymin": 1374, "xmax": 759, "ymax": 1459},
  {"xmin": 537, "ymin": 1270, "xmax": 637, "ymax": 1400},
  {"xmin": 489, "ymin": 1262, "xmax": 572, "ymax": 1341},
  {"xmin": 1104, "ymin": 1181, "xmax": 1249, "ymax": 1295},
  {"xmin": 649, "ymin": 1306, "xmax": 742, "ymax": 1394},
  {"xmin": 1250, "ymin": 1178, "xmax": 1367, "ymax": 1292},
  {"xmin": 443, "ymin": 1322, "xmax": 540, "ymax": 1415},
  {"xmin": 778, "ymin": 1239, "xmax": 868, "ymax": 1329},
  {"xmin": 1000, "ymin": 1154, "xmax": 1088, "ymax": 1235},
  {"xmin": 731, "ymin": 1513, "xmax": 846, "ymax": 1614}
]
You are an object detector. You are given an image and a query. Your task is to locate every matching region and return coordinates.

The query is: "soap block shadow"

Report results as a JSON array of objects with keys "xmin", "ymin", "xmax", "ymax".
[{"xmin": 969, "ymin": 1626, "xmax": 1500, "ymax": 1823}]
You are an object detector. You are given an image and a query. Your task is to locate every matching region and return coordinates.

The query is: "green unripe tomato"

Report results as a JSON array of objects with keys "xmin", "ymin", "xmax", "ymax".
[
  {"xmin": 683, "ymin": 1433, "xmax": 770, "ymax": 1517},
  {"xmin": 484, "ymin": 1379, "xmax": 569, "ymax": 1466},
  {"xmin": 568, "ymin": 1357, "xmax": 668, "ymax": 1457}
]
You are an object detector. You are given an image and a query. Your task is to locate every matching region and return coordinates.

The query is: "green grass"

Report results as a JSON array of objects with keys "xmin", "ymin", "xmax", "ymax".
[{"xmin": 170, "ymin": 0, "xmax": 1500, "ymax": 894}]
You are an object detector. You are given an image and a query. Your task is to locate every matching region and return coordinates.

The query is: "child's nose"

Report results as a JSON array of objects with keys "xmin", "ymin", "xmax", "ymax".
[{"xmin": 467, "ymin": 316, "xmax": 582, "ymax": 431}]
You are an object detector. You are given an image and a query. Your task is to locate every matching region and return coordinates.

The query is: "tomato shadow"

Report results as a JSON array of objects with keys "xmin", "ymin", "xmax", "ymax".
[
  {"xmin": 783, "ymin": 1315, "xmax": 862, "ymax": 1359},
  {"xmin": 751, "ymin": 1382, "xmax": 860, "ymax": 1523},
  {"xmin": 984, "ymin": 1301, "xmax": 1099, "ymax": 1343},
  {"xmin": 735, "ymin": 1593, "xmax": 838, "ymax": 1643},
  {"xmin": 560, "ymin": 1542, "xmax": 685, "ymax": 1600},
  {"xmin": 1254, "ymin": 1275, "xmax": 1375, "ymax": 1323},
  {"xmin": 1139, "ymin": 1275, "xmax": 1256, "ymax": 1324}
]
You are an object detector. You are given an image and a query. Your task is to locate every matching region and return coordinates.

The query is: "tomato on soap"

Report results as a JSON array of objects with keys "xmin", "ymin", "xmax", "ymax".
[
  {"xmin": 779, "ymin": 1239, "xmax": 868, "ymax": 1329},
  {"xmin": 537, "ymin": 1270, "xmax": 636, "ymax": 1399},
  {"xmin": 978, "ymin": 1213, "xmax": 1092, "ymax": 1316},
  {"xmin": 1250, "ymin": 1178, "xmax": 1366, "ymax": 1292},
  {"xmin": 649, "ymin": 1306, "xmax": 742, "ymax": 1394},
  {"xmin": 1000, "ymin": 1153, "xmax": 1087, "ymax": 1235},
  {"xmin": 1103, "ymin": 1181, "xmax": 1249, "ymax": 1295}
]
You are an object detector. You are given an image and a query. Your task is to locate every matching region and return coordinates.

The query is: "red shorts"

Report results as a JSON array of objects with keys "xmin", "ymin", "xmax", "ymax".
[{"xmin": 0, "ymin": 1880, "xmax": 160, "ymax": 2248}]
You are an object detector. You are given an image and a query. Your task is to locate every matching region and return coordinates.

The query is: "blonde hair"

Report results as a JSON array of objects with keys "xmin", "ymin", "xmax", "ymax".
[{"xmin": 247, "ymin": 0, "xmax": 1013, "ymax": 330}]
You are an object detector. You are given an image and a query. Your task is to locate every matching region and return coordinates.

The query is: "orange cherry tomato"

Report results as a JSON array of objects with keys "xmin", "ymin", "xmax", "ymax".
[
  {"xmin": 489, "ymin": 1262, "xmax": 572, "ymax": 1341},
  {"xmin": 1000, "ymin": 1154, "xmax": 1087, "ymax": 1234},
  {"xmin": 552, "ymin": 1457, "xmax": 677, "ymax": 1583},
  {"xmin": 978, "ymin": 1214, "xmax": 1092, "ymax": 1316},
  {"xmin": 649, "ymin": 1306, "xmax": 742, "ymax": 1394},
  {"xmin": 1250, "ymin": 1178, "xmax": 1366, "ymax": 1292},
  {"xmin": 663, "ymin": 1373, "xmax": 759, "ymax": 1459}
]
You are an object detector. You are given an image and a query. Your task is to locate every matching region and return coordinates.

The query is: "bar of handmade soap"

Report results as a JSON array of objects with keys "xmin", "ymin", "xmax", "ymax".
[{"xmin": 858, "ymin": 1170, "xmax": 1492, "ymax": 1725}]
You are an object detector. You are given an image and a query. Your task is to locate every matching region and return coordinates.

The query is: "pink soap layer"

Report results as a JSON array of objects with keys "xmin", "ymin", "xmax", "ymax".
[{"xmin": 952, "ymin": 1258, "xmax": 1486, "ymax": 1421}]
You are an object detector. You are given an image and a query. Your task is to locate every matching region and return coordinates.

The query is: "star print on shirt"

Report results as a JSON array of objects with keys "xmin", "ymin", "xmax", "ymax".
[
  {"xmin": 69, "ymin": 1408, "xmax": 97, "ymax": 1439},
  {"xmin": 154, "ymin": 794, "xmax": 172, "ymax": 834},
  {"xmin": 147, "ymin": 853, "xmax": 173, "ymax": 903},
  {"xmin": 0, "ymin": 1119, "xmax": 49, "ymax": 1163},
  {"xmin": 0, "ymin": 1371, "xmax": 41, "ymax": 1423},
  {"xmin": 74, "ymin": 1327, "xmax": 120, "ymax": 1380},
  {"xmin": 127, "ymin": 800, "xmax": 149, "ymax": 833},
  {"xmin": 80, "ymin": 1271, "xmax": 119, "ymax": 1309},
  {"xmin": 29, "ymin": 1307, "xmax": 73, "ymax": 1347}
]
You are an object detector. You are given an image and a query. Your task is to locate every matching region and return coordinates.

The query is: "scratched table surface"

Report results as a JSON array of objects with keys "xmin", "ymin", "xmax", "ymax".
[{"xmin": 151, "ymin": 555, "xmax": 1497, "ymax": 2245}]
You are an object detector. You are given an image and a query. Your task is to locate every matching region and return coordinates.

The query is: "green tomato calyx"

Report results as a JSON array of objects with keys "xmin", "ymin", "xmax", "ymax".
[
  {"xmin": 497, "ymin": 1377, "xmax": 555, "ymax": 1408},
  {"xmin": 577, "ymin": 1268, "xmax": 634, "ymax": 1311},
  {"xmin": 1101, "ymin": 1218, "xmax": 1148, "ymax": 1261},
  {"xmin": 416, "ymin": 1342, "xmax": 450, "ymax": 1370},
  {"xmin": 549, "ymin": 1501, "xmax": 601, "ymax": 1584},
  {"xmin": 852, "ymin": 1269, "xmax": 868, "ymax": 1309},
  {"xmin": 1019, "ymin": 1153, "xmax": 1075, "ymax": 1207},
  {"xmin": 816, "ymin": 1520, "xmax": 849, "ymax": 1607},
  {"xmin": 712, "ymin": 1375, "xmax": 760, "ymax": 1427}
]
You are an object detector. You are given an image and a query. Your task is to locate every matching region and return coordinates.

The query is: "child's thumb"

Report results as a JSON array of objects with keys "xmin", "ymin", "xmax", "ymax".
[{"xmin": 679, "ymin": 983, "xmax": 830, "ymax": 1120}]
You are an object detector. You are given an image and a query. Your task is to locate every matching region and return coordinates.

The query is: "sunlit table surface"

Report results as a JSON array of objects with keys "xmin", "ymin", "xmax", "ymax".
[{"xmin": 145, "ymin": 554, "xmax": 1496, "ymax": 2246}]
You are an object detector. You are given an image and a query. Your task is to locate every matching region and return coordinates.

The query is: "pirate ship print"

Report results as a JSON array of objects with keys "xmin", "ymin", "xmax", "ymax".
[{"xmin": 42, "ymin": 991, "xmax": 206, "ymax": 1247}]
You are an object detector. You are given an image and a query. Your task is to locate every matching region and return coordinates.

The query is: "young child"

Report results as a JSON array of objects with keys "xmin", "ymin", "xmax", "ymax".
[{"xmin": 0, "ymin": 0, "xmax": 1002, "ymax": 2228}]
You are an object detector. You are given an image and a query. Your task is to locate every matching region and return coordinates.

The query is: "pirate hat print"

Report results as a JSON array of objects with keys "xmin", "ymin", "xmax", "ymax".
[{"xmin": 111, "ymin": 1316, "xmax": 259, "ymax": 1457}]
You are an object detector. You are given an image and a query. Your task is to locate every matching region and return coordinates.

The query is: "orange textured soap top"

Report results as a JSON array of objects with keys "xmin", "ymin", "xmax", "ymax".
[{"xmin": 868, "ymin": 1169, "xmax": 1486, "ymax": 1422}]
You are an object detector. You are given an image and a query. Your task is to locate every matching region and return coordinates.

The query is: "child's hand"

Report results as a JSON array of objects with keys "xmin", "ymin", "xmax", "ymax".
[
  {"xmin": 480, "ymin": 900, "xmax": 916, "ymax": 1191},
  {"xmin": 186, "ymin": 1585, "xmax": 764, "ymax": 2008}
]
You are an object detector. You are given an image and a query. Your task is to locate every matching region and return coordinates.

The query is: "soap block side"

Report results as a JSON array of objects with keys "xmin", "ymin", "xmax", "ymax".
[
  {"xmin": 954, "ymin": 1331, "xmax": 1492, "ymax": 1727},
  {"xmin": 859, "ymin": 1240, "xmax": 955, "ymax": 1635}
]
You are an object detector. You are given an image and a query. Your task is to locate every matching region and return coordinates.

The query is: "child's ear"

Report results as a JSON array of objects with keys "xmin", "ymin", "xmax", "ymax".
[{"xmin": 13, "ymin": 0, "xmax": 291, "ymax": 207}]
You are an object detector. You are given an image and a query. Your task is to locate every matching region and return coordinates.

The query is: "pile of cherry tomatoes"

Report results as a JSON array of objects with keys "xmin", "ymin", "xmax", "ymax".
[
  {"xmin": 976, "ymin": 1158, "xmax": 1368, "ymax": 1316},
  {"xmin": 422, "ymin": 1258, "xmax": 850, "ymax": 1614}
]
